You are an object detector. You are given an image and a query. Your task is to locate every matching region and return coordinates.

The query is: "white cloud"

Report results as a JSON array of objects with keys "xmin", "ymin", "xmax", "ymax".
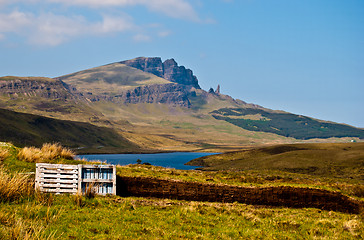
[
  {"xmin": 1, "ymin": 0, "xmax": 200, "ymax": 21},
  {"xmin": 0, "ymin": 0, "xmax": 203, "ymax": 46},
  {"xmin": 133, "ymin": 33, "xmax": 151, "ymax": 42},
  {"xmin": 0, "ymin": 10, "xmax": 135, "ymax": 46},
  {"xmin": 158, "ymin": 30, "xmax": 171, "ymax": 37},
  {"xmin": 49, "ymin": 0, "xmax": 199, "ymax": 21},
  {"xmin": 0, "ymin": 11, "xmax": 32, "ymax": 32}
]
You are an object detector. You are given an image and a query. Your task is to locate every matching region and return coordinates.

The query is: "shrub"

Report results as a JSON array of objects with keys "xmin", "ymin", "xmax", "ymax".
[
  {"xmin": 0, "ymin": 167, "xmax": 34, "ymax": 202},
  {"xmin": 17, "ymin": 143, "xmax": 75, "ymax": 163}
]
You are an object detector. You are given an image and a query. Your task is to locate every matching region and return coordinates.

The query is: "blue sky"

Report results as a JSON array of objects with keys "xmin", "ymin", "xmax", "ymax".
[{"xmin": 1, "ymin": 0, "xmax": 363, "ymax": 128}]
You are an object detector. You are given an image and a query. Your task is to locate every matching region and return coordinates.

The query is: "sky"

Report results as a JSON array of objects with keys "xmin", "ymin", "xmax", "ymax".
[{"xmin": 0, "ymin": 0, "xmax": 363, "ymax": 128}]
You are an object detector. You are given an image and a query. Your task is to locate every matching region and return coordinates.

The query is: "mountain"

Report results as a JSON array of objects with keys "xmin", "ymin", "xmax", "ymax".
[
  {"xmin": 0, "ymin": 57, "xmax": 362, "ymax": 152},
  {"xmin": 0, "ymin": 76, "xmax": 103, "ymax": 123},
  {"xmin": 120, "ymin": 57, "xmax": 200, "ymax": 89},
  {"xmin": 57, "ymin": 60, "xmax": 193, "ymax": 107}
]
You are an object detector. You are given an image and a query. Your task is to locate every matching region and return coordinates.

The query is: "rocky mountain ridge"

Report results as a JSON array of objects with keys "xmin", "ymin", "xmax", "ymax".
[
  {"xmin": 86, "ymin": 83, "xmax": 192, "ymax": 107},
  {"xmin": 121, "ymin": 57, "xmax": 200, "ymax": 89},
  {"xmin": 0, "ymin": 57, "xmax": 362, "ymax": 153},
  {"xmin": 0, "ymin": 76, "xmax": 79, "ymax": 100}
]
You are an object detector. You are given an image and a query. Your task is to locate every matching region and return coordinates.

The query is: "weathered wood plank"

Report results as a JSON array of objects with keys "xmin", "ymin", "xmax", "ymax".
[
  {"xmin": 81, "ymin": 165, "xmax": 114, "ymax": 169},
  {"xmin": 82, "ymin": 179, "xmax": 114, "ymax": 183},
  {"xmin": 40, "ymin": 183, "xmax": 77, "ymax": 188},
  {"xmin": 41, "ymin": 188, "xmax": 77, "ymax": 193},
  {"xmin": 40, "ymin": 175, "xmax": 78, "ymax": 179},
  {"xmin": 38, "ymin": 179, "xmax": 78, "ymax": 184},
  {"xmin": 40, "ymin": 170, "xmax": 78, "ymax": 174},
  {"xmin": 36, "ymin": 163, "xmax": 78, "ymax": 169}
]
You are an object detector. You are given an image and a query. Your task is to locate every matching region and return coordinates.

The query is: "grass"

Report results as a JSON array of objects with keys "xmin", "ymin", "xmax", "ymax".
[
  {"xmin": 0, "ymin": 148, "xmax": 9, "ymax": 163},
  {"xmin": 17, "ymin": 143, "xmax": 75, "ymax": 163},
  {"xmin": 0, "ymin": 108, "xmax": 141, "ymax": 153},
  {"xmin": 211, "ymin": 107, "xmax": 364, "ymax": 139},
  {"xmin": 188, "ymin": 142, "xmax": 364, "ymax": 181},
  {"xmin": 0, "ymin": 167, "xmax": 34, "ymax": 203},
  {"xmin": 0, "ymin": 142, "xmax": 363, "ymax": 239},
  {"xmin": 1, "ymin": 195, "xmax": 363, "ymax": 239},
  {"xmin": 0, "ymin": 76, "xmax": 57, "ymax": 82},
  {"xmin": 57, "ymin": 63, "xmax": 171, "ymax": 96}
]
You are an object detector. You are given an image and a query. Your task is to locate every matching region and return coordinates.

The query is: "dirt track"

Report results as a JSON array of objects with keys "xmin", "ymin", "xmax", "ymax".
[{"xmin": 117, "ymin": 176, "xmax": 363, "ymax": 214}]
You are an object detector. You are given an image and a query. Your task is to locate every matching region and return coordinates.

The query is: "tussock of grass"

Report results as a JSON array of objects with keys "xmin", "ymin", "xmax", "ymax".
[
  {"xmin": 0, "ymin": 148, "xmax": 9, "ymax": 163},
  {"xmin": 0, "ymin": 167, "xmax": 34, "ymax": 203},
  {"xmin": 17, "ymin": 143, "xmax": 75, "ymax": 163},
  {"xmin": 0, "ymin": 205, "xmax": 60, "ymax": 240},
  {"xmin": 84, "ymin": 183, "xmax": 97, "ymax": 199}
]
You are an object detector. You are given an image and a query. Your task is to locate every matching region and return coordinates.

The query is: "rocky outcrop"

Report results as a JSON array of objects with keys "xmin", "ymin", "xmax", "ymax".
[
  {"xmin": 121, "ymin": 57, "xmax": 200, "ymax": 89},
  {"xmin": 0, "ymin": 77, "xmax": 78, "ymax": 100},
  {"xmin": 162, "ymin": 59, "xmax": 199, "ymax": 88},
  {"xmin": 87, "ymin": 83, "xmax": 191, "ymax": 107},
  {"xmin": 120, "ymin": 57, "xmax": 164, "ymax": 78}
]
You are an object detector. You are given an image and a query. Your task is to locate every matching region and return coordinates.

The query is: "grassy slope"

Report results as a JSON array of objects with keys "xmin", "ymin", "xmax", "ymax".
[
  {"xmin": 0, "ymin": 108, "xmax": 140, "ymax": 153},
  {"xmin": 2, "ymin": 66, "xmax": 362, "ymax": 153},
  {"xmin": 187, "ymin": 142, "xmax": 364, "ymax": 181},
  {"xmin": 211, "ymin": 107, "xmax": 364, "ymax": 139},
  {"xmin": 57, "ymin": 63, "xmax": 172, "ymax": 96},
  {"xmin": 90, "ymin": 92, "xmax": 297, "ymax": 152},
  {"xmin": 0, "ymin": 76, "xmax": 106, "ymax": 124},
  {"xmin": 0, "ymin": 76, "xmax": 58, "ymax": 82},
  {"xmin": 0, "ymin": 143, "xmax": 363, "ymax": 239}
]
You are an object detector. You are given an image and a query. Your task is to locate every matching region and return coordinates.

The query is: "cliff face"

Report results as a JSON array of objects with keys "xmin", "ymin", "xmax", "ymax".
[
  {"xmin": 0, "ymin": 77, "xmax": 78, "ymax": 100},
  {"xmin": 87, "ymin": 83, "xmax": 191, "ymax": 107},
  {"xmin": 121, "ymin": 57, "xmax": 200, "ymax": 89}
]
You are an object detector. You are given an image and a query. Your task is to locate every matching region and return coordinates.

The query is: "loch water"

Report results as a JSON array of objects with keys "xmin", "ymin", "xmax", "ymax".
[{"xmin": 77, "ymin": 152, "xmax": 217, "ymax": 170}]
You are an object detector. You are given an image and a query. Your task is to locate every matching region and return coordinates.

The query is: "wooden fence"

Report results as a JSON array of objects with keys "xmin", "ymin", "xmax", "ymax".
[{"xmin": 35, "ymin": 163, "xmax": 116, "ymax": 195}]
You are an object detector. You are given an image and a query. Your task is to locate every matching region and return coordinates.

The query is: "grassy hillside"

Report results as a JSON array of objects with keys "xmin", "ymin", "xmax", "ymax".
[
  {"xmin": 57, "ymin": 63, "xmax": 172, "ymax": 96},
  {"xmin": 211, "ymin": 107, "xmax": 364, "ymax": 139},
  {"xmin": 2, "ymin": 62, "xmax": 363, "ymax": 154},
  {"xmin": 0, "ymin": 108, "xmax": 140, "ymax": 153},
  {"xmin": 0, "ymin": 76, "xmax": 58, "ymax": 82},
  {"xmin": 187, "ymin": 142, "xmax": 364, "ymax": 181},
  {"xmin": 0, "ymin": 143, "xmax": 363, "ymax": 239}
]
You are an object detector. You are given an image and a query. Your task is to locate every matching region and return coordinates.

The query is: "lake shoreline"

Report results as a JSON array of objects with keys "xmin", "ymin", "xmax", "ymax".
[{"xmin": 78, "ymin": 152, "xmax": 218, "ymax": 170}]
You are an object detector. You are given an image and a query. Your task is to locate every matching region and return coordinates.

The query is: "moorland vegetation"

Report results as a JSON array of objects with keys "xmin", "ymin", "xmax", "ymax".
[{"xmin": 0, "ymin": 142, "xmax": 363, "ymax": 239}]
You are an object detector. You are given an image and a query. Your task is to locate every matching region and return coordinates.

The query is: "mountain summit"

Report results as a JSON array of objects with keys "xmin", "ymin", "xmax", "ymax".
[
  {"xmin": 0, "ymin": 57, "xmax": 363, "ymax": 152},
  {"xmin": 121, "ymin": 57, "xmax": 200, "ymax": 89}
]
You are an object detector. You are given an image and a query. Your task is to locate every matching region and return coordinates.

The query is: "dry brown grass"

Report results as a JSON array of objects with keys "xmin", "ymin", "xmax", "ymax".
[
  {"xmin": 84, "ymin": 183, "xmax": 96, "ymax": 199},
  {"xmin": 0, "ymin": 148, "xmax": 10, "ymax": 163},
  {"xmin": 72, "ymin": 192, "xmax": 84, "ymax": 207},
  {"xmin": 0, "ymin": 167, "xmax": 34, "ymax": 202},
  {"xmin": 17, "ymin": 143, "xmax": 75, "ymax": 163}
]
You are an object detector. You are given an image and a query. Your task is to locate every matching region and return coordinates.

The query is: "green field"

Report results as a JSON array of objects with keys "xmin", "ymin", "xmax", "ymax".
[
  {"xmin": 211, "ymin": 107, "xmax": 364, "ymax": 139},
  {"xmin": 1, "ymin": 142, "xmax": 363, "ymax": 239},
  {"xmin": 187, "ymin": 142, "xmax": 364, "ymax": 182}
]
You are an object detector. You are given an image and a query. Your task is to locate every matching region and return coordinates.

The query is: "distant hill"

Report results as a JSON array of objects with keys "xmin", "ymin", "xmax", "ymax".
[
  {"xmin": 0, "ymin": 57, "xmax": 362, "ymax": 152},
  {"xmin": 0, "ymin": 108, "xmax": 140, "ymax": 153},
  {"xmin": 187, "ymin": 142, "xmax": 364, "ymax": 181},
  {"xmin": 211, "ymin": 107, "xmax": 364, "ymax": 139}
]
